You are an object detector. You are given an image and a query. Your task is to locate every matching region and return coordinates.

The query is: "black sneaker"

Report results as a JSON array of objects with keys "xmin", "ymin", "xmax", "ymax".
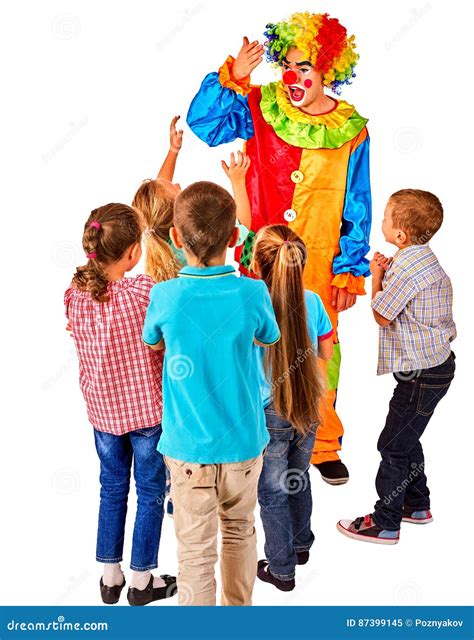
[
  {"xmin": 127, "ymin": 574, "xmax": 177, "ymax": 606},
  {"xmin": 296, "ymin": 550, "xmax": 309, "ymax": 565},
  {"xmin": 313, "ymin": 460, "xmax": 349, "ymax": 485},
  {"xmin": 337, "ymin": 514, "xmax": 400, "ymax": 545},
  {"xmin": 100, "ymin": 577, "xmax": 126, "ymax": 605},
  {"xmin": 257, "ymin": 560, "xmax": 295, "ymax": 592}
]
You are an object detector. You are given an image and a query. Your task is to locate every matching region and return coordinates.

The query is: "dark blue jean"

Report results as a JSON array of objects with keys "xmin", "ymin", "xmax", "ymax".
[
  {"xmin": 373, "ymin": 353, "xmax": 455, "ymax": 531},
  {"xmin": 94, "ymin": 425, "xmax": 166, "ymax": 571},
  {"xmin": 258, "ymin": 405, "xmax": 317, "ymax": 580}
]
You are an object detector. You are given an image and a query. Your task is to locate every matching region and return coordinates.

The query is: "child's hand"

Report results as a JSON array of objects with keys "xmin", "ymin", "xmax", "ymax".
[
  {"xmin": 66, "ymin": 321, "xmax": 73, "ymax": 337},
  {"xmin": 370, "ymin": 252, "xmax": 387, "ymax": 280},
  {"xmin": 169, "ymin": 115, "xmax": 183, "ymax": 154},
  {"xmin": 232, "ymin": 37, "xmax": 264, "ymax": 82},
  {"xmin": 221, "ymin": 151, "xmax": 251, "ymax": 184},
  {"xmin": 374, "ymin": 252, "xmax": 393, "ymax": 271}
]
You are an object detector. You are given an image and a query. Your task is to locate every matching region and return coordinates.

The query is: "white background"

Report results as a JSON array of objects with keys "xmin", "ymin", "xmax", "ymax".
[{"xmin": 1, "ymin": 0, "xmax": 472, "ymax": 607}]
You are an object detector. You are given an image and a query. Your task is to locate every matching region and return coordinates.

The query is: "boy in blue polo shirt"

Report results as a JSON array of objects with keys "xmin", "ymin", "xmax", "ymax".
[{"xmin": 142, "ymin": 180, "xmax": 280, "ymax": 606}]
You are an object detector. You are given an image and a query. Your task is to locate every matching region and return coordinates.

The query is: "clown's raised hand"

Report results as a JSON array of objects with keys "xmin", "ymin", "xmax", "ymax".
[{"xmin": 232, "ymin": 37, "xmax": 264, "ymax": 82}]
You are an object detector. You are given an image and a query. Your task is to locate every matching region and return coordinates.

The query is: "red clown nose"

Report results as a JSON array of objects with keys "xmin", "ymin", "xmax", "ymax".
[{"xmin": 282, "ymin": 70, "xmax": 298, "ymax": 85}]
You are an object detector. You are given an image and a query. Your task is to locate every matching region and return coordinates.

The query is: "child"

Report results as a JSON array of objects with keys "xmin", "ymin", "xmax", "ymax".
[
  {"xmin": 142, "ymin": 181, "xmax": 280, "ymax": 606},
  {"xmin": 337, "ymin": 189, "xmax": 456, "ymax": 544},
  {"xmin": 132, "ymin": 116, "xmax": 185, "ymax": 282},
  {"xmin": 251, "ymin": 225, "xmax": 334, "ymax": 591},
  {"xmin": 132, "ymin": 117, "xmax": 251, "ymax": 521},
  {"xmin": 64, "ymin": 203, "xmax": 177, "ymax": 605},
  {"xmin": 132, "ymin": 115, "xmax": 251, "ymax": 283}
]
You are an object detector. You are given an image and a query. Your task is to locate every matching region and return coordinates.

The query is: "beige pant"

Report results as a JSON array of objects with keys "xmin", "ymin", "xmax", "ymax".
[{"xmin": 164, "ymin": 455, "xmax": 263, "ymax": 606}]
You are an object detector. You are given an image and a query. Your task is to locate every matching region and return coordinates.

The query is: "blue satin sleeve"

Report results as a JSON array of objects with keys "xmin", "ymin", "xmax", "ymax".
[
  {"xmin": 186, "ymin": 72, "xmax": 254, "ymax": 147},
  {"xmin": 332, "ymin": 135, "xmax": 372, "ymax": 277}
]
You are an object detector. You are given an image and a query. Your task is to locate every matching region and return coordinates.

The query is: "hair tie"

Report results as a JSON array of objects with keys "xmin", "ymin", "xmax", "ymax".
[
  {"xmin": 86, "ymin": 252, "xmax": 97, "ymax": 259},
  {"xmin": 283, "ymin": 240, "xmax": 291, "ymax": 245},
  {"xmin": 89, "ymin": 221, "xmax": 101, "ymax": 230}
]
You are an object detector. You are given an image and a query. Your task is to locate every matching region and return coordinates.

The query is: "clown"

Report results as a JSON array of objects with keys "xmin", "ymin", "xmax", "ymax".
[{"xmin": 187, "ymin": 12, "xmax": 371, "ymax": 485}]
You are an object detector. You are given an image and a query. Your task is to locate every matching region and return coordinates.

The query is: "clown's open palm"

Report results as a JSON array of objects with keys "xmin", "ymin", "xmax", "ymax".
[{"xmin": 232, "ymin": 37, "xmax": 264, "ymax": 81}]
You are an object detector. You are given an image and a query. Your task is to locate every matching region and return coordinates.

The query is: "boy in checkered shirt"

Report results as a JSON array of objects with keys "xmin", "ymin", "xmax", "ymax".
[{"xmin": 337, "ymin": 189, "xmax": 456, "ymax": 544}]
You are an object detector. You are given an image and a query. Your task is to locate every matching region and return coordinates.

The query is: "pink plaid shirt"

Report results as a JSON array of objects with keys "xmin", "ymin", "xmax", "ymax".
[{"xmin": 65, "ymin": 274, "xmax": 163, "ymax": 435}]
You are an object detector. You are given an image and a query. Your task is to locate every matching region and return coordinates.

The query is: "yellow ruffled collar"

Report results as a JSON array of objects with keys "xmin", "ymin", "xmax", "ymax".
[{"xmin": 275, "ymin": 81, "xmax": 355, "ymax": 129}]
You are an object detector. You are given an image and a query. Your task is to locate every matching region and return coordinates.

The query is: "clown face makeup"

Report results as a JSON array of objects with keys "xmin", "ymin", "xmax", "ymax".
[{"xmin": 281, "ymin": 47, "xmax": 324, "ymax": 111}]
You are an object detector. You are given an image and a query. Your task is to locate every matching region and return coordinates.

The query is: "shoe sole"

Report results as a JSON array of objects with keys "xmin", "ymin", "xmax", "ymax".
[
  {"xmin": 320, "ymin": 475, "xmax": 349, "ymax": 486},
  {"xmin": 336, "ymin": 522, "xmax": 399, "ymax": 545},
  {"xmin": 257, "ymin": 572, "xmax": 295, "ymax": 592},
  {"xmin": 401, "ymin": 516, "xmax": 433, "ymax": 524},
  {"xmin": 127, "ymin": 590, "xmax": 177, "ymax": 606}
]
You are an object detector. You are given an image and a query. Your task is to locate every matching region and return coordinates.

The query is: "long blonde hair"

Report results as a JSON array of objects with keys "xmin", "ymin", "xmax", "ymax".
[
  {"xmin": 132, "ymin": 179, "xmax": 181, "ymax": 282},
  {"xmin": 252, "ymin": 225, "xmax": 324, "ymax": 434}
]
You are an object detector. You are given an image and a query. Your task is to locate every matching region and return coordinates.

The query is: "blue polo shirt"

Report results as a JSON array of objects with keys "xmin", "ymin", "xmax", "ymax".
[
  {"xmin": 258, "ymin": 290, "xmax": 333, "ymax": 407},
  {"xmin": 142, "ymin": 264, "xmax": 280, "ymax": 464}
]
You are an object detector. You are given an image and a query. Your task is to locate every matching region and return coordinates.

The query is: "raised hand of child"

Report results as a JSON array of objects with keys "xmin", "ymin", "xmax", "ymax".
[
  {"xmin": 221, "ymin": 151, "xmax": 251, "ymax": 183},
  {"xmin": 232, "ymin": 37, "xmax": 264, "ymax": 82},
  {"xmin": 221, "ymin": 152, "xmax": 252, "ymax": 230},
  {"xmin": 169, "ymin": 115, "xmax": 183, "ymax": 154}
]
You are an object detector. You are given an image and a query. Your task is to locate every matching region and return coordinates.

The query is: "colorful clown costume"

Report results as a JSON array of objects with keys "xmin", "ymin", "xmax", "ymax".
[{"xmin": 186, "ymin": 16, "xmax": 371, "ymax": 465}]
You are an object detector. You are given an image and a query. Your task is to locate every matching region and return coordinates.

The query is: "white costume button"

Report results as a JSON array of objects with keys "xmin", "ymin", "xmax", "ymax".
[
  {"xmin": 291, "ymin": 170, "xmax": 304, "ymax": 184},
  {"xmin": 283, "ymin": 209, "xmax": 297, "ymax": 222}
]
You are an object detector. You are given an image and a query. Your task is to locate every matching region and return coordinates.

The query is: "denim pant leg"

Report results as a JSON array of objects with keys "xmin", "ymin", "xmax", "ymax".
[
  {"xmin": 94, "ymin": 429, "xmax": 133, "ymax": 564},
  {"xmin": 373, "ymin": 354, "xmax": 455, "ymax": 530},
  {"xmin": 258, "ymin": 408, "xmax": 297, "ymax": 581},
  {"xmin": 288, "ymin": 426, "xmax": 316, "ymax": 553},
  {"xmin": 404, "ymin": 441, "xmax": 430, "ymax": 510},
  {"xmin": 129, "ymin": 425, "xmax": 166, "ymax": 571}
]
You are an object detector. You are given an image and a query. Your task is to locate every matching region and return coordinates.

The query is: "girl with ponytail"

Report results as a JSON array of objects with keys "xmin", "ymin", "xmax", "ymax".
[
  {"xmin": 252, "ymin": 224, "xmax": 334, "ymax": 592},
  {"xmin": 132, "ymin": 116, "xmax": 251, "ymax": 283},
  {"xmin": 131, "ymin": 116, "xmax": 184, "ymax": 283},
  {"xmin": 65, "ymin": 203, "xmax": 177, "ymax": 606}
]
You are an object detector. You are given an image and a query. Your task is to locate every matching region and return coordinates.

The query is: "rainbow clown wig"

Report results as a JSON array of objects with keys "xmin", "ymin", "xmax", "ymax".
[{"xmin": 264, "ymin": 12, "xmax": 359, "ymax": 94}]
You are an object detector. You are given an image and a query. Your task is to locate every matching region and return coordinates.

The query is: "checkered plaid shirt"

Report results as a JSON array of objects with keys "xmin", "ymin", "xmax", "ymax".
[
  {"xmin": 372, "ymin": 245, "xmax": 456, "ymax": 375},
  {"xmin": 65, "ymin": 274, "xmax": 163, "ymax": 434}
]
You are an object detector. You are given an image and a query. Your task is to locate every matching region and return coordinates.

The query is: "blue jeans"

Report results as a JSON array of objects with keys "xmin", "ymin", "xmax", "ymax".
[
  {"xmin": 373, "ymin": 353, "xmax": 455, "ymax": 531},
  {"xmin": 94, "ymin": 425, "xmax": 166, "ymax": 571},
  {"xmin": 258, "ymin": 405, "xmax": 317, "ymax": 580}
]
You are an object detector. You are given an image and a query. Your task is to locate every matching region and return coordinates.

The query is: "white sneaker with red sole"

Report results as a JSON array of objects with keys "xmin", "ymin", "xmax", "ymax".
[{"xmin": 337, "ymin": 514, "xmax": 400, "ymax": 545}]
